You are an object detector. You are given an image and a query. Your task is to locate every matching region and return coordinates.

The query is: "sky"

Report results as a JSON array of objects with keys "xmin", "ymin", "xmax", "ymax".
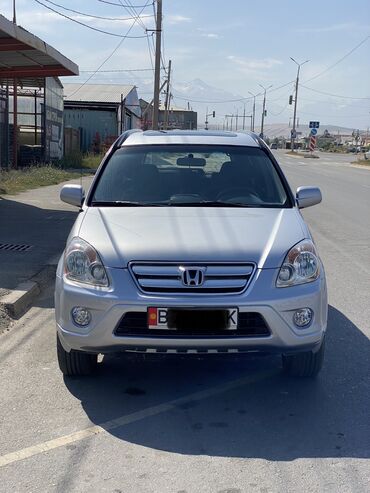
[{"xmin": 1, "ymin": 0, "xmax": 369, "ymax": 129}]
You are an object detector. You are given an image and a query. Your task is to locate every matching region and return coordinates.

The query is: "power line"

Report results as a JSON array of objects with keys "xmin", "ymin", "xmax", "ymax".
[
  {"xmin": 118, "ymin": 0, "xmax": 148, "ymax": 31},
  {"xmin": 97, "ymin": 0, "xmax": 153, "ymax": 6},
  {"xmin": 303, "ymin": 35, "xmax": 370, "ymax": 83},
  {"xmin": 67, "ymin": 0, "xmax": 152, "ymax": 98},
  {"xmin": 301, "ymin": 85, "xmax": 370, "ymax": 100},
  {"xmin": 80, "ymin": 68, "xmax": 154, "ymax": 73},
  {"xmin": 146, "ymin": 33, "xmax": 155, "ymax": 72},
  {"xmin": 173, "ymin": 94, "xmax": 254, "ymax": 104},
  {"xmin": 170, "ymin": 79, "xmax": 296, "ymax": 105},
  {"xmin": 39, "ymin": 0, "xmax": 154, "ymax": 21},
  {"xmin": 268, "ymin": 101, "xmax": 290, "ymax": 116},
  {"xmin": 33, "ymin": 0, "xmax": 148, "ymax": 37}
]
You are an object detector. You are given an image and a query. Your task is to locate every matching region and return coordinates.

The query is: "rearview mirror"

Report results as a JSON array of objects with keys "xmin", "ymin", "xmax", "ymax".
[
  {"xmin": 296, "ymin": 186, "xmax": 322, "ymax": 209},
  {"xmin": 177, "ymin": 156, "xmax": 206, "ymax": 167},
  {"xmin": 60, "ymin": 184, "xmax": 85, "ymax": 208}
]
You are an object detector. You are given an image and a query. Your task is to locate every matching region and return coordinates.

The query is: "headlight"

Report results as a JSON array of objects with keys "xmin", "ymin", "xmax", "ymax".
[
  {"xmin": 277, "ymin": 240, "xmax": 320, "ymax": 287},
  {"xmin": 64, "ymin": 237, "xmax": 109, "ymax": 287}
]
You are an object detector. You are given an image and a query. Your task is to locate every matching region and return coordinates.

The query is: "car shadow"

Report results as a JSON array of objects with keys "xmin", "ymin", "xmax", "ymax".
[
  {"xmin": 0, "ymin": 197, "xmax": 77, "ymax": 292},
  {"xmin": 64, "ymin": 305, "xmax": 369, "ymax": 460}
]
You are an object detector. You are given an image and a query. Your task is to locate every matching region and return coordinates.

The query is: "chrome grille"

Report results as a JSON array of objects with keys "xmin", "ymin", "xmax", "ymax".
[{"xmin": 130, "ymin": 263, "xmax": 255, "ymax": 294}]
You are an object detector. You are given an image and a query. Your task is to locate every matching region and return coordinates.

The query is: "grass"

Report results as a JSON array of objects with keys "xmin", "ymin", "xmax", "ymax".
[
  {"xmin": 59, "ymin": 152, "xmax": 103, "ymax": 170},
  {"xmin": 352, "ymin": 159, "xmax": 370, "ymax": 167},
  {"xmin": 81, "ymin": 154, "xmax": 103, "ymax": 170},
  {"xmin": 0, "ymin": 165, "xmax": 79, "ymax": 195}
]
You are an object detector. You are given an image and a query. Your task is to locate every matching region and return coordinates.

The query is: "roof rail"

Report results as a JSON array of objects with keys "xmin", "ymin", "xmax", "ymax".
[{"xmin": 113, "ymin": 129, "xmax": 143, "ymax": 150}]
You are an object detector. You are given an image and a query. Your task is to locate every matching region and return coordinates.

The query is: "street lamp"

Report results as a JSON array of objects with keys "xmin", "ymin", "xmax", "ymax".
[
  {"xmin": 248, "ymin": 91, "xmax": 261, "ymax": 132},
  {"xmin": 289, "ymin": 57, "xmax": 309, "ymax": 151},
  {"xmin": 258, "ymin": 83, "xmax": 272, "ymax": 139}
]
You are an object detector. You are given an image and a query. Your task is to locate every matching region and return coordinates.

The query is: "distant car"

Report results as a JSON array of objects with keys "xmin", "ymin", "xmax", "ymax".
[
  {"xmin": 56, "ymin": 130, "xmax": 327, "ymax": 378},
  {"xmin": 365, "ymin": 150, "xmax": 370, "ymax": 159},
  {"xmin": 270, "ymin": 143, "xmax": 278, "ymax": 150}
]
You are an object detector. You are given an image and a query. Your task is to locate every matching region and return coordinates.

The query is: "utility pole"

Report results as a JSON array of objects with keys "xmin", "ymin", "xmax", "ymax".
[
  {"xmin": 259, "ymin": 84, "xmax": 272, "ymax": 139},
  {"xmin": 248, "ymin": 91, "xmax": 259, "ymax": 132},
  {"xmin": 164, "ymin": 59, "xmax": 172, "ymax": 129},
  {"xmin": 152, "ymin": 0, "xmax": 162, "ymax": 130},
  {"xmin": 13, "ymin": 0, "xmax": 16, "ymax": 23},
  {"xmin": 242, "ymin": 104, "xmax": 246, "ymax": 130},
  {"xmin": 290, "ymin": 57, "xmax": 309, "ymax": 151}
]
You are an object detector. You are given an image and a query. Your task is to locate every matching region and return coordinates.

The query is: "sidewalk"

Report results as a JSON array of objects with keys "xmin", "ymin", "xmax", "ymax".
[{"xmin": 0, "ymin": 176, "xmax": 93, "ymax": 299}]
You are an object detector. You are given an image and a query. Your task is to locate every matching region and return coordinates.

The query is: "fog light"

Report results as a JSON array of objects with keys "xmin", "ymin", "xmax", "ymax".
[
  {"xmin": 71, "ymin": 306, "xmax": 91, "ymax": 327},
  {"xmin": 293, "ymin": 308, "xmax": 313, "ymax": 328}
]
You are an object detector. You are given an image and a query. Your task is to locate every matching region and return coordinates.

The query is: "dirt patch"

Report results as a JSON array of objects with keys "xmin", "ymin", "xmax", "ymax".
[{"xmin": 0, "ymin": 306, "xmax": 12, "ymax": 334}]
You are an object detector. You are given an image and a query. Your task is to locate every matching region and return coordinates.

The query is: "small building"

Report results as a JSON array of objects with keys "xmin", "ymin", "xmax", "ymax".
[
  {"xmin": 140, "ymin": 99, "xmax": 197, "ymax": 130},
  {"xmin": 63, "ymin": 84, "xmax": 141, "ymax": 153},
  {"xmin": 0, "ymin": 14, "xmax": 78, "ymax": 168}
]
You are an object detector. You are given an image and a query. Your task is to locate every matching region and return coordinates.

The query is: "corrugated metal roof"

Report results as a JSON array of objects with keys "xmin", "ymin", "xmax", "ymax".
[
  {"xmin": 0, "ymin": 14, "xmax": 78, "ymax": 87},
  {"xmin": 63, "ymin": 83, "xmax": 136, "ymax": 103}
]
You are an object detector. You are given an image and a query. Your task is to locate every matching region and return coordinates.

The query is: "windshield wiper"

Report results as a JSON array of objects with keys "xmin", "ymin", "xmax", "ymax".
[{"xmin": 91, "ymin": 200, "xmax": 167, "ymax": 207}]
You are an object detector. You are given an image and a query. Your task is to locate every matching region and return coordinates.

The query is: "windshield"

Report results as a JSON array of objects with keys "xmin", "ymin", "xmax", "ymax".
[{"xmin": 91, "ymin": 145, "xmax": 289, "ymax": 207}]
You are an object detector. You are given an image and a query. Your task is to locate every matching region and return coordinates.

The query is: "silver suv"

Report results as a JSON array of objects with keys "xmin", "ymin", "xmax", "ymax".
[{"xmin": 55, "ymin": 130, "xmax": 327, "ymax": 377}]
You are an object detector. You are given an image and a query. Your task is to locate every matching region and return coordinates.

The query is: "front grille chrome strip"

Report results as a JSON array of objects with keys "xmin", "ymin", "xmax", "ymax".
[{"xmin": 130, "ymin": 262, "xmax": 256, "ymax": 295}]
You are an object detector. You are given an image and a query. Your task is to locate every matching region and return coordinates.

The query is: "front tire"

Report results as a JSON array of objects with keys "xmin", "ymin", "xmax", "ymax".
[
  {"xmin": 282, "ymin": 337, "xmax": 325, "ymax": 377},
  {"xmin": 57, "ymin": 334, "xmax": 98, "ymax": 376}
]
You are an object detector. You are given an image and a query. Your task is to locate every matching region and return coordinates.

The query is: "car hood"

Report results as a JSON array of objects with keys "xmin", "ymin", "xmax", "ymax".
[{"xmin": 78, "ymin": 207, "xmax": 306, "ymax": 269}]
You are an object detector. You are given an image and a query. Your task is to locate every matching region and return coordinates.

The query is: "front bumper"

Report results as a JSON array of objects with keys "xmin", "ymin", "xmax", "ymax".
[{"xmin": 55, "ymin": 262, "xmax": 327, "ymax": 354}]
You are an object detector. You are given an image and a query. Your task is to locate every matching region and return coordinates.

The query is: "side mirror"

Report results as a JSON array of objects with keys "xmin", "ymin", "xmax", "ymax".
[
  {"xmin": 296, "ymin": 186, "xmax": 322, "ymax": 209},
  {"xmin": 60, "ymin": 184, "xmax": 85, "ymax": 208}
]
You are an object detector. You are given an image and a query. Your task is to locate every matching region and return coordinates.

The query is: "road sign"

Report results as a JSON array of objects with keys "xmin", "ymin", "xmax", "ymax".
[
  {"xmin": 291, "ymin": 129, "xmax": 297, "ymax": 139},
  {"xmin": 310, "ymin": 128, "xmax": 318, "ymax": 136},
  {"xmin": 309, "ymin": 121, "xmax": 320, "ymax": 129}
]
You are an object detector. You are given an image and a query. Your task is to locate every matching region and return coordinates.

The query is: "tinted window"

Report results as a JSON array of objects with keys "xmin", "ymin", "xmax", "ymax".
[{"xmin": 92, "ymin": 145, "xmax": 289, "ymax": 207}]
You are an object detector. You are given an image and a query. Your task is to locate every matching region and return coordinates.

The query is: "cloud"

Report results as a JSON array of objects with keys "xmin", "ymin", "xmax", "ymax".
[
  {"xmin": 227, "ymin": 56, "xmax": 282, "ymax": 71},
  {"xmin": 201, "ymin": 33, "xmax": 220, "ymax": 39},
  {"xmin": 295, "ymin": 23, "xmax": 358, "ymax": 33},
  {"xmin": 166, "ymin": 15, "xmax": 191, "ymax": 25}
]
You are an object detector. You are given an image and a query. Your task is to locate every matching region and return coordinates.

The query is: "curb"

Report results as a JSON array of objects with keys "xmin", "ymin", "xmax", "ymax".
[{"xmin": 0, "ymin": 264, "xmax": 57, "ymax": 319}]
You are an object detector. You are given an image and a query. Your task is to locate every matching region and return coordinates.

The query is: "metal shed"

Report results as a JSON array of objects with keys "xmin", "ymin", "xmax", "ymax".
[
  {"xmin": 63, "ymin": 84, "xmax": 141, "ymax": 153},
  {"xmin": 0, "ymin": 14, "xmax": 78, "ymax": 168}
]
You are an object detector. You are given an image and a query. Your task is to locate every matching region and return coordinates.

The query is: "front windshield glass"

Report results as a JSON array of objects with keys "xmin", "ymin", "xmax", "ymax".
[{"xmin": 91, "ymin": 145, "xmax": 289, "ymax": 207}]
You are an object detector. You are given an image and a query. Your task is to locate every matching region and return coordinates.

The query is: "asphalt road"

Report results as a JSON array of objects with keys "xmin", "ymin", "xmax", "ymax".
[{"xmin": 0, "ymin": 152, "xmax": 369, "ymax": 492}]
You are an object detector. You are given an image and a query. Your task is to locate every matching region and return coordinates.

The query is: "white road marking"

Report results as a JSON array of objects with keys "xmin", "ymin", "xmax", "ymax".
[{"xmin": 0, "ymin": 370, "xmax": 276, "ymax": 468}]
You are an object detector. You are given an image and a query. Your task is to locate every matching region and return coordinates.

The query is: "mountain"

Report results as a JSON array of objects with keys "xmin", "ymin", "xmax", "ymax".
[{"xmin": 63, "ymin": 75, "xmax": 367, "ymax": 132}]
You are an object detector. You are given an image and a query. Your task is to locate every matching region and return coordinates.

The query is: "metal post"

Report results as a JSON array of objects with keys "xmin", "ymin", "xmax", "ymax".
[
  {"xmin": 120, "ymin": 93, "xmax": 123, "ymax": 133},
  {"xmin": 164, "ymin": 59, "xmax": 172, "ymax": 129},
  {"xmin": 252, "ymin": 96, "xmax": 255, "ymax": 131},
  {"xmin": 13, "ymin": 0, "xmax": 16, "ymax": 24},
  {"xmin": 290, "ymin": 57, "xmax": 309, "ymax": 151},
  {"xmin": 152, "ymin": 0, "xmax": 162, "ymax": 130},
  {"xmin": 235, "ymin": 109, "xmax": 238, "ymax": 131},
  {"xmin": 34, "ymin": 90, "xmax": 37, "ymax": 144},
  {"xmin": 242, "ymin": 105, "xmax": 246, "ymax": 130},
  {"xmin": 13, "ymin": 77, "xmax": 17, "ymax": 169},
  {"xmin": 249, "ymin": 92, "xmax": 260, "ymax": 133},
  {"xmin": 260, "ymin": 90, "xmax": 266, "ymax": 138},
  {"xmin": 258, "ymin": 84, "xmax": 272, "ymax": 139},
  {"xmin": 291, "ymin": 66, "xmax": 300, "ymax": 151}
]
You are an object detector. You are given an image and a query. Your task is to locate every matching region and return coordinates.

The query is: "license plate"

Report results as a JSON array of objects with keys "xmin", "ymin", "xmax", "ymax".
[{"xmin": 147, "ymin": 307, "xmax": 238, "ymax": 331}]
